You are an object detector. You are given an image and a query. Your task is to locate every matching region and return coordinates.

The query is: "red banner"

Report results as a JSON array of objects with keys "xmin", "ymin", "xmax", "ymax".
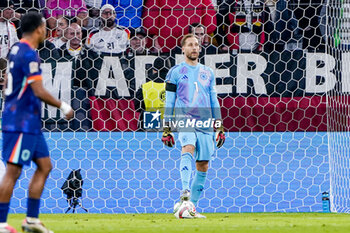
[
  {"xmin": 220, "ymin": 96, "xmax": 327, "ymax": 132},
  {"xmin": 89, "ymin": 96, "xmax": 331, "ymax": 132},
  {"xmin": 90, "ymin": 97, "xmax": 140, "ymax": 131}
]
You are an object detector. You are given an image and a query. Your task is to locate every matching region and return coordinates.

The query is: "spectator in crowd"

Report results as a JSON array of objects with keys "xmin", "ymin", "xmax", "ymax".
[
  {"xmin": 59, "ymin": 23, "xmax": 100, "ymax": 92},
  {"xmin": 84, "ymin": 6, "xmax": 102, "ymax": 33},
  {"xmin": 264, "ymin": 0, "xmax": 300, "ymax": 52},
  {"xmin": 0, "ymin": 58, "xmax": 6, "ymax": 88},
  {"xmin": 215, "ymin": 0, "xmax": 235, "ymax": 52},
  {"xmin": 134, "ymin": 57, "xmax": 171, "ymax": 130},
  {"xmin": 45, "ymin": 0, "xmax": 88, "ymax": 30},
  {"xmin": 57, "ymin": 23, "xmax": 99, "ymax": 130},
  {"xmin": 189, "ymin": 23, "xmax": 219, "ymax": 54},
  {"xmin": 49, "ymin": 16, "xmax": 69, "ymax": 48},
  {"xmin": 10, "ymin": 0, "xmax": 33, "ymax": 21},
  {"xmin": 142, "ymin": 0, "xmax": 217, "ymax": 53},
  {"xmin": 0, "ymin": 0, "xmax": 19, "ymax": 59},
  {"xmin": 224, "ymin": 0, "xmax": 270, "ymax": 53},
  {"xmin": 59, "ymin": 23, "xmax": 83, "ymax": 57},
  {"xmin": 126, "ymin": 27, "xmax": 150, "ymax": 56},
  {"xmin": 12, "ymin": 0, "xmax": 43, "ymax": 10},
  {"xmin": 101, "ymin": 0, "xmax": 143, "ymax": 28},
  {"xmin": 293, "ymin": 0, "xmax": 325, "ymax": 51},
  {"xmin": 172, "ymin": 23, "xmax": 222, "ymax": 65},
  {"xmin": 86, "ymin": 4, "xmax": 130, "ymax": 55}
]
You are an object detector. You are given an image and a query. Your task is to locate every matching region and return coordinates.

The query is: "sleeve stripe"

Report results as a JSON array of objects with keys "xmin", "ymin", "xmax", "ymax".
[{"xmin": 27, "ymin": 75, "xmax": 43, "ymax": 82}]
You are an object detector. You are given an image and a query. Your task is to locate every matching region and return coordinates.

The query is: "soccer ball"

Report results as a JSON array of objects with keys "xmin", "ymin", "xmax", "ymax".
[{"xmin": 173, "ymin": 201, "xmax": 196, "ymax": 219}]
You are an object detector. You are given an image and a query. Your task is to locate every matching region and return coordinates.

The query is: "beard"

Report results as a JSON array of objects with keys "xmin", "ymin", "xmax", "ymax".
[
  {"xmin": 186, "ymin": 53, "xmax": 198, "ymax": 61},
  {"xmin": 102, "ymin": 18, "xmax": 115, "ymax": 28}
]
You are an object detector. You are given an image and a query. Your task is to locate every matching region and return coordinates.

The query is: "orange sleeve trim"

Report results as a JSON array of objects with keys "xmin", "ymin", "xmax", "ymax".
[
  {"xmin": 10, "ymin": 22, "xmax": 16, "ymax": 29},
  {"xmin": 27, "ymin": 75, "xmax": 43, "ymax": 82},
  {"xmin": 125, "ymin": 28, "xmax": 130, "ymax": 39}
]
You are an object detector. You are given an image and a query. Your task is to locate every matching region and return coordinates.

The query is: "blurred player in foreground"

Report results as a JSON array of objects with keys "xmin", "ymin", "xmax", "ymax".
[
  {"xmin": 0, "ymin": 12, "xmax": 73, "ymax": 233},
  {"xmin": 162, "ymin": 34, "xmax": 225, "ymax": 218}
]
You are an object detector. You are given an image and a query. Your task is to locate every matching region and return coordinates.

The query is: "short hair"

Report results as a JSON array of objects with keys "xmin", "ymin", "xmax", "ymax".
[
  {"xmin": 181, "ymin": 34, "xmax": 197, "ymax": 47},
  {"xmin": 60, "ymin": 16, "xmax": 71, "ymax": 25},
  {"xmin": 21, "ymin": 12, "xmax": 44, "ymax": 34},
  {"xmin": 188, "ymin": 23, "xmax": 204, "ymax": 34}
]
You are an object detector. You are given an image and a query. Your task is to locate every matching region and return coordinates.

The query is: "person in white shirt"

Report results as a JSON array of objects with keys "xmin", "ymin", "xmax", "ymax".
[
  {"xmin": 86, "ymin": 4, "xmax": 129, "ymax": 54},
  {"xmin": 0, "ymin": 0, "xmax": 19, "ymax": 59}
]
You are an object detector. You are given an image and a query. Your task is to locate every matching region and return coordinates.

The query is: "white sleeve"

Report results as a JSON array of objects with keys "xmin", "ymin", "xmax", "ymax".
[{"xmin": 9, "ymin": 23, "xmax": 19, "ymax": 45}]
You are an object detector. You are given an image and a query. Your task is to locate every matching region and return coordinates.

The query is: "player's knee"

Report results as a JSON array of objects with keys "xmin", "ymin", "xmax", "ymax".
[
  {"xmin": 182, "ymin": 145, "xmax": 195, "ymax": 155},
  {"xmin": 38, "ymin": 162, "xmax": 52, "ymax": 175},
  {"xmin": 196, "ymin": 161, "xmax": 209, "ymax": 172}
]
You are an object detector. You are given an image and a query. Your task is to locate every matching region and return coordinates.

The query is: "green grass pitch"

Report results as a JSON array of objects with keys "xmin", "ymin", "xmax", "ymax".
[{"xmin": 7, "ymin": 213, "xmax": 350, "ymax": 233}]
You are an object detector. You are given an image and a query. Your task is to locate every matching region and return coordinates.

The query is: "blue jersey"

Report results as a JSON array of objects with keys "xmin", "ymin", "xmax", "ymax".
[
  {"xmin": 165, "ymin": 62, "xmax": 221, "ymax": 128},
  {"xmin": 2, "ymin": 40, "xmax": 43, "ymax": 134}
]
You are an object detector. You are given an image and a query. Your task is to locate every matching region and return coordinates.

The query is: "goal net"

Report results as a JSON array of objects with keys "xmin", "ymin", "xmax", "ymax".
[
  {"xmin": 327, "ymin": 0, "xmax": 350, "ymax": 213},
  {"xmin": 0, "ymin": 1, "xmax": 336, "ymax": 213}
]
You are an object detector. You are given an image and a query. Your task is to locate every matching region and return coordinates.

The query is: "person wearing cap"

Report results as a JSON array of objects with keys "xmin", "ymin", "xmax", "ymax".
[
  {"xmin": 0, "ymin": 0, "xmax": 19, "ymax": 59},
  {"xmin": 86, "ymin": 4, "xmax": 130, "ymax": 55},
  {"xmin": 126, "ymin": 27, "xmax": 150, "ymax": 56}
]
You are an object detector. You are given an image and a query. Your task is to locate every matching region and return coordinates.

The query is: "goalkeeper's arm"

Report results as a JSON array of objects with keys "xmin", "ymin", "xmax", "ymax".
[
  {"xmin": 209, "ymin": 71, "xmax": 225, "ymax": 148},
  {"xmin": 162, "ymin": 82, "xmax": 176, "ymax": 147}
]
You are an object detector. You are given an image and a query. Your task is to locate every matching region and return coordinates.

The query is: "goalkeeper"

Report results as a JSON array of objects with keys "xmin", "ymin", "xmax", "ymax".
[{"xmin": 162, "ymin": 34, "xmax": 225, "ymax": 218}]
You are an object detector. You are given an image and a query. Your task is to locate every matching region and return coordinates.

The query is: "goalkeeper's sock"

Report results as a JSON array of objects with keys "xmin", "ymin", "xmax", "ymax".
[
  {"xmin": 180, "ymin": 152, "xmax": 192, "ymax": 191},
  {"xmin": 27, "ymin": 198, "xmax": 40, "ymax": 219},
  {"xmin": 190, "ymin": 170, "xmax": 207, "ymax": 206},
  {"xmin": 0, "ymin": 202, "xmax": 9, "ymax": 223}
]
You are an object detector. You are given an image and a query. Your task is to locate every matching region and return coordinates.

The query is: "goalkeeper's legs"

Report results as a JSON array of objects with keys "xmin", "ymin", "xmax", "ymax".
[
  {"xmin": 190, "ymin": 161, "xmax": 208, "ymax": 206},
  {"xmin": 179, "ymin": 132, "xmax": 197, "ymax": 200},
  {"xmin": 190, "ymin": 132, "xmax": 214, "ymax": 206},
  {"xmin": 180, "ymin": 145, "xmax": 195, "ymax": 200}
]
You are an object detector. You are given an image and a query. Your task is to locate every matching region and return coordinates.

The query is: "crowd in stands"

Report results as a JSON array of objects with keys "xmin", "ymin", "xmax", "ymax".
[{"xmin": 0, "ymin": 0, "xmax": 327, "ymax": 59}]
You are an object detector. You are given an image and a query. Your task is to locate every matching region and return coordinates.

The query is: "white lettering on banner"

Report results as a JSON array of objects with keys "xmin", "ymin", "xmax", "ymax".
[
  {"xmin": 95, "ymin": 56, "xmax": 130, "ymax": 97},
  {"xmin": 134, "ymin": 56, "xmax": 157, "ymax": 90},
  {"xmin": 40, "ymin": 52, "xmax": 350, "ymax": 102},
  {"xmin": 175, "ymin": 54, "xmax": 185, "ymax": 65},
  {"xmin": 305, "ymin": 53, "xmax": 336, "ymax": 93},
  {"xmin": 41, "ymin": 62, "xmax": 72, "ymax": 118},
  {"xmin": 342, "ymin": 53, "xmax": 350, "ymax": 93},
  {"xmin": 204, "ymin": 54, "xmax": 232, "ymax": 94},
  {"xmin": 237, "ymin": 54, "xmax": 268, "ymax": 94}
]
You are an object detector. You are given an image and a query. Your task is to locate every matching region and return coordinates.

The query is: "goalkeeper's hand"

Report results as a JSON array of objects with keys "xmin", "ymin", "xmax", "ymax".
[
  {"xmin": 215, "ymin": 122, "xmax": 225, "ymax": 148},
  {"xmin": 162, "ymin": 126, "xmax": 175, "ymax": 147}
]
